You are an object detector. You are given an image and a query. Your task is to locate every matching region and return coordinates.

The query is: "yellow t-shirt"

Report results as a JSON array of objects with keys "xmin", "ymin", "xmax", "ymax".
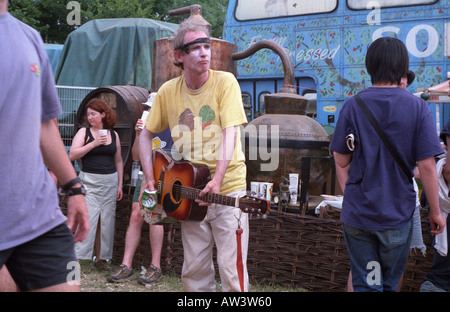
[{"xmin": 145, "ymin": 70, "xmax": 247, "ymax": 194}]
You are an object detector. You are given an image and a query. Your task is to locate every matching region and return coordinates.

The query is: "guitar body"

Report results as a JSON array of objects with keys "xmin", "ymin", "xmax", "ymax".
[{"xmin": 153, "ymin": 149, "xmax": 211, "ymax": 222}]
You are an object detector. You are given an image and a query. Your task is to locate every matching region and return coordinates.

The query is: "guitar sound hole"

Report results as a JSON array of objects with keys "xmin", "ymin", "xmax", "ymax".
[{"xmin": 172, "ymin": 181, "xmax": 182, "ymax": 202}]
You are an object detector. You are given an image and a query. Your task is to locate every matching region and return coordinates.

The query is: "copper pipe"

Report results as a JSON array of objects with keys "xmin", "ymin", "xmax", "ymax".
[
  {"xmin": 232, "ymin": 40, "xmax": 296, "ymax": 94},
  {"xmin": 168, "ymin": 5, "xmax": 211, "ymax": 32},
  {"xmin": 168, "ymin": 4, "xmax": 202, "ymax": 16}
]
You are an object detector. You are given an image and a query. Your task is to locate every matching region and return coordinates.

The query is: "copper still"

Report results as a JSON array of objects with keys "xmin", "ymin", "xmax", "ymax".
[
  {"xmin": 151, "ymin": 5, "xmax": 331, "ymax": 194},
  {"xmin": 232, "ymin": 40, "xmax": 331, "ymax": 193}
]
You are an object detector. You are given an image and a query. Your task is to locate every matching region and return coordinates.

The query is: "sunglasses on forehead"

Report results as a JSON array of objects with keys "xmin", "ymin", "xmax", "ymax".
[{"xmin": 176, "ymin": 37, "xmax": 211, "ymax": 54}]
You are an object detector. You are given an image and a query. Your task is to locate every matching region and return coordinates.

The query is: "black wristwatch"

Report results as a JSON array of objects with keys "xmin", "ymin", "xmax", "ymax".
[
  {"xmin": 59, "ymin": 177, "xmax": 86, "ymax": 196},
  {"xmin": 63, "ymin": 186, "xmax": 86, "ymax": 196}
]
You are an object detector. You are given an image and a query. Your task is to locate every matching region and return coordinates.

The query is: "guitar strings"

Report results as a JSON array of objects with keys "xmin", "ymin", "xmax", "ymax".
[
  {"xmin": 158, "ymin": 181, "xmax": 266, "ymax": 214},
  {"xmin": 160, "ymin": 181, "xmax": 236, "ymax": 206}
]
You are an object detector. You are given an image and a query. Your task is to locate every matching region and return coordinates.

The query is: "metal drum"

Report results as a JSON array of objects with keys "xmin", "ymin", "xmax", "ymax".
[
  {"xmin": 234, "ymin": 40, "xmax": 331, "ymax": 192},
  {"xmin": 244, "ymin": 112, "xmax": 331, "ymax": 191}
]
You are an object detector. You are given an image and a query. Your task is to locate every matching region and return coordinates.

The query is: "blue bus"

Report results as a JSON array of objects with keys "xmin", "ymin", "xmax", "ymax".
[{"xmin": 223, "ymin": 0, "xmax": 450, "ymax": 134}]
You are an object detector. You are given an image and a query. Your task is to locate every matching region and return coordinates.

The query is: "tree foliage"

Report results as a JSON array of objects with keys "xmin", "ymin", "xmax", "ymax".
[
  {"xmin": 155, "ymin": 0, "xmax": 229, "ymax": 39},
  {"xmin": 8, "ymin": 0, "xmax": 230, "ymax": 43}
]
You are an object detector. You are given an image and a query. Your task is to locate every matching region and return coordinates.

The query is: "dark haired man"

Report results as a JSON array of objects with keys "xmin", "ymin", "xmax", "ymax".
[{"xmin": 331, "ymin": 37, "xmax": 446, "ymax": 291}]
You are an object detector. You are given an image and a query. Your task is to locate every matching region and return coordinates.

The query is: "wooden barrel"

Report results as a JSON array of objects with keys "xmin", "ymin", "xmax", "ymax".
[{"xmin": 75, "ymin": 85, "xmax": 149, "ymax": 183}]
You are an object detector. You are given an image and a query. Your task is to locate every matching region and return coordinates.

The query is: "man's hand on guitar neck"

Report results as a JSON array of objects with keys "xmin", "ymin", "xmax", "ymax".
[{"xmin": 196, "ymin": 178, "xmax": 221, "ymax": 207}]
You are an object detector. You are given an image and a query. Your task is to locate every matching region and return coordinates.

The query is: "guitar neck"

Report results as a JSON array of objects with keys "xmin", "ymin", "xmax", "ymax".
[{"xmin": 173, "ymin": 183, "xmax": 237, "ymax": 207}]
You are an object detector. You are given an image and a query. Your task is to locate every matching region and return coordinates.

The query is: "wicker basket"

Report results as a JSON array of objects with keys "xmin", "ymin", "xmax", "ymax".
[
  {"xmin": 62, "ymin": 194, "xmax": 434, "ymax": 292},
  {"xmin": 160, "ymin": 205, "xmax": 435, "ymax": 292},
  {"xmin": 401, "ymin": 209, "xmax": 435, "ymax": 292},
  {"xmin": 246, "ymin": 210, "xmax": 350, "ymax": 291}
]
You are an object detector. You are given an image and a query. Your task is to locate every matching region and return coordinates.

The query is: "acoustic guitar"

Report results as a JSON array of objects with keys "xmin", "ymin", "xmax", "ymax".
[{"xmin": 151, "ymin": 149, "xmax": 270, "ymax": 222}]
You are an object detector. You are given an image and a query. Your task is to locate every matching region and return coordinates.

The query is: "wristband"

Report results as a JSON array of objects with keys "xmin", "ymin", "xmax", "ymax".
[
  {"xmin": 61, "ymin": 177, "xmax": 81, "ymax": 192},
  {"xmin": 64, "ymin": 186, "xmax": 86, "ymax": 196}
]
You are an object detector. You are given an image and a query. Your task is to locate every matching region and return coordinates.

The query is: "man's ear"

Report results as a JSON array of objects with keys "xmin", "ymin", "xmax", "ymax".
[{"xmin": 174, "ymin": 50, "xmax": 183, "ymax": 64}]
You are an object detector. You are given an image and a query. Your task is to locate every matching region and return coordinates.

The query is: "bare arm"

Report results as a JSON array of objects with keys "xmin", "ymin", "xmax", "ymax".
[
  {"xmin": 69, "ymin": 127, "xmax": 105, "ymax": 161},
  {"xmin": 131, "ymin": 119, "xmax": 144, "ymax": 162},
  {"xmin": 114, "ymin": 131, "xmax": 124, "ymax": 201},
  {"xmin": 333, "ymin": 151, "xmax": 351, "ymax": 192},
  {"xmin": 139, "ymin": 127, "xmax": 155, "ymax": 190},
  {"xmin": 336, "ymin": 164, "xmax": 349, "ymax": 193},
  {"xmin": 40, "ymin": 119, "xmax": 89, "ymax": 243},
  {"xmin": 418, "ymin": 156, "xmax": 446, "ymax": 235}
]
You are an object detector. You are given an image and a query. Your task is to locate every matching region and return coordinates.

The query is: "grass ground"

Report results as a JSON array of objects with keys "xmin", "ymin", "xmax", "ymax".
[{"xmin": 79, "ymin": 260, "xmax": 305, "ymax": 292}]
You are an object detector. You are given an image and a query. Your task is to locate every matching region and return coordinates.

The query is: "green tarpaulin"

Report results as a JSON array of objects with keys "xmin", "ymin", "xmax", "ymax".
[{"xmin": 54, "ymin": 18, "xmax": 178, "ymax": 89}]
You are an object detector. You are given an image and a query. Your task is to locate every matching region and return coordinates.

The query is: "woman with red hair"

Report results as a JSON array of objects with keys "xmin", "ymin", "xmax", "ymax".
[{"xmin": 70, "ymin": 98, "xmax": 123, "ymax": 270}]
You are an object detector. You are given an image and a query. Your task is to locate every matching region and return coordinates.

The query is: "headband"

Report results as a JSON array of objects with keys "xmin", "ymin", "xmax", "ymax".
[{"xmin": 177, "ymin": 37, "xmax": 211, "ymax": 54}]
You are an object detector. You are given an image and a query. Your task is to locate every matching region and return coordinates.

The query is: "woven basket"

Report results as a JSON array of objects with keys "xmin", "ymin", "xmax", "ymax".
[
  {"xmin": 159, "ymin": 205, "xmax": 434, "ymax": 292},
  {"xmin": 246, "ymin": 210, "xmax": 350, "ymax": 291},
  {"xmin": 61, "ymin": 194, "xmax": 434, "ymax": 292},
  {"xmin": 401, "ymin": 209, "xmax": 434, "ymax": 292},
  {"xmin": 162, "ymin": 207, "xmax": 350, "ymax": 292}
]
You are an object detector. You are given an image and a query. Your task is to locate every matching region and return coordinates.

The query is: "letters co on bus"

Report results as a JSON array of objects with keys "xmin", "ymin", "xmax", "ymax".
[{"xmin": 223, "ymin": 0, "xmax": 450, "ymax": 134}]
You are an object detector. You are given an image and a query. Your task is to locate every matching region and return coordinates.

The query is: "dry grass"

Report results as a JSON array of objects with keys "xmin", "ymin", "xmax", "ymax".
[
  {"xmin": 79, "ymin": 260, "xmax": 305, "ymax": 292},
  {"xmin": 79, "ymin": 260, "xmax": 183, "ymax": 292}
]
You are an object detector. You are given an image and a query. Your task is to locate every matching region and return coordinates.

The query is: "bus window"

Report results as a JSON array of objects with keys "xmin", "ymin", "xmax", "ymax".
[
  {"xmin": 242, "ymin": 92, "xmax": 252, "ymax": 120},
  {"xmin": 303, "ymin": 92, "xmax": 317, "ymax": 119},
  {"xmin": 258, "ymin": 92, "xmax": 270, "ymax": 117},
  {"xmin": 347, "ymin": 0, "xmax": 438, "ymax": 10},
  {"xmin": 235, "ymin": 0, "xmax": 337, "ymax": 21}
]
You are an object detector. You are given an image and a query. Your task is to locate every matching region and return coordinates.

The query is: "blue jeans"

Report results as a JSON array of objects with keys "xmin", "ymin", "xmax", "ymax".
[{"xmin": 342, "ymin": 217, "xmax": 413, "ymax": 292}]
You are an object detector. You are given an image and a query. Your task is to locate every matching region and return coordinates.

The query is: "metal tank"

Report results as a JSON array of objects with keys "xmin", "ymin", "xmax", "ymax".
[{"xmin": 233, "ymin": 40, "xmax": 331, "ymax": 193}]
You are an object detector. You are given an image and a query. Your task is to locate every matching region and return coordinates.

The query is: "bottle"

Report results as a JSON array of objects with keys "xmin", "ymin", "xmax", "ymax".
[
  {"xmin": 136, "ymin": 171, "xmax": 144, "ymax": 190},
  {"xmin": 131, "ymin": 161, "xmax": 140, "ymax": 186}
]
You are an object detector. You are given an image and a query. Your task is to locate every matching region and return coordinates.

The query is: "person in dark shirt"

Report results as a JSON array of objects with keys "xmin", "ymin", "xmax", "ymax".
[
  {"xmin": 331, "ymin": 37, "xmax": 446, "ymax": 291},
  {"xmin": 70, "ymin": 98, "xmax": 123, "ymax": 270}
]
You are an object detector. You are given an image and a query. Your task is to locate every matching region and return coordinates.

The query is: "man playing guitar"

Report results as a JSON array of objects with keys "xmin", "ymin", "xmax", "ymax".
[{"xmin": 139, "ymin": 18, "xmax": 250, "ymax": 292}]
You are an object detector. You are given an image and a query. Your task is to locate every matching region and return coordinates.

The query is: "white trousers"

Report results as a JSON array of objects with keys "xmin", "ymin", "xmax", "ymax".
[
  {"xmin": 75, "ymin": 171, "xmax": 117, "ymax": 260},
  {"xmin": 181, "ymin": 189, "xmax": 249, "ymax": 292}
]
